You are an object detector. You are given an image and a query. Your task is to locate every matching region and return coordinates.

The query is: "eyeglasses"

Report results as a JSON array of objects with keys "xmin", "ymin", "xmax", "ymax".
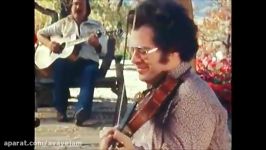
[{"xmin": 128, "ymin": 46, "xmax": 158, "ymax": 56}]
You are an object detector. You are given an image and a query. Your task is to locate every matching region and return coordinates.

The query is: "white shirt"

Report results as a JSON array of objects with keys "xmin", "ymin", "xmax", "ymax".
[
  {"xmin": 37, "ymin": 15, "xmax": 108, "ymax": 63},
  {"xmin": 132, "ymin": 120, "xmax": 154, "ymax": 149}
]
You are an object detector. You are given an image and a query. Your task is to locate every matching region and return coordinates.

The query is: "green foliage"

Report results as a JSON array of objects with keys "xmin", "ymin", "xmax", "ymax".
[
  {"xmin": 89, "ymin": 0, "xmax": 132, "ymax": 58},
  {"xmin": 35, "ymin": 0, "xmax": 60, "ymax": 32},
  {"xmin": 90, "ymin": 0, "xmax": 130, "ymax": 31}
]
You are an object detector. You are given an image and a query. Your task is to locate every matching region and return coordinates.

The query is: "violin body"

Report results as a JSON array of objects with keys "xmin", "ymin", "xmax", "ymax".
[{"xmin": 119, "ymin": 75, "xmax": 179, "ymax": 137}]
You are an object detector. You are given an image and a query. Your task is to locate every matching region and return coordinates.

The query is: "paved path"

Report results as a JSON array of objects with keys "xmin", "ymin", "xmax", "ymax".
[{"xmin": 35, "ymin": 100, "xmax": 133, "ymax": 150}]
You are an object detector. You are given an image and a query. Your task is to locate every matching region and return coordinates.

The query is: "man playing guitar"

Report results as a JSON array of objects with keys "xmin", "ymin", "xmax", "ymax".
[{"xmin": 36, "ymin": 0, "xmax": 107, "ymax": 126}]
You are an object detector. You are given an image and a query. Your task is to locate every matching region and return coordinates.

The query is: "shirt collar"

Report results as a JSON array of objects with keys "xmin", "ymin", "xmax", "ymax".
[{"xmin": 168, "ymin": 62, "xmax": 192, "ymax": 79}]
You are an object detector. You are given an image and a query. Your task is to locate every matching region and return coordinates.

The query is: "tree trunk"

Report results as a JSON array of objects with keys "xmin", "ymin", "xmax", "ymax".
[
  {"xmin": 223, "ymin": 33, "xmax": 231, "ymax": 55},
  {"xmin": 116, "ymin": 0, "xmax": 123, "ymax": 12},
  {"xmin": 35, "ymin": 2, "xmax": 59, "ymax": 23},
  {"xmin": 60, "ymin": 0, "xmax": 71, "ymax": 19}
]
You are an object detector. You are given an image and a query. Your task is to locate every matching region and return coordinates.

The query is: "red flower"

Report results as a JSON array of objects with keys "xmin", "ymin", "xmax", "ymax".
[{"xmin": 196, "ymin": 54, "xmax": 231, "ymax": 113}]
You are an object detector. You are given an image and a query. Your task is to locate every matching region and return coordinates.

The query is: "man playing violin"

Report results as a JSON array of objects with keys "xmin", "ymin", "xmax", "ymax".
[
  {"xmin": 37, "ymin": 0, "xmax": 107, "ymax": 126},
  {"xmin": 100, "ymin": 0, "xmax": 231, "ymax": 149}
]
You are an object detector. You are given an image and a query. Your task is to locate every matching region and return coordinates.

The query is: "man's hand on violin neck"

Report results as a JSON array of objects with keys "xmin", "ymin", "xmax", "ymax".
[{"xmin": 99, "ymin": 127, "xmax": 134, "ymax": 150}]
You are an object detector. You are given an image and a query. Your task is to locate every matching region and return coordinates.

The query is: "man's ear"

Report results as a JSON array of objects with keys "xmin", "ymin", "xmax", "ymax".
[
  {"xmin": 168, "ymin": 51, "xmax": 181, "ymax": 68},
  {"xmin": 169, "ymin": 51, "xmax": 181, "ymax": 61}
]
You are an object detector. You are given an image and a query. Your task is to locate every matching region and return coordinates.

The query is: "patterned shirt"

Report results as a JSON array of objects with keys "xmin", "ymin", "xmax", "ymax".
[{"xmin": 132, "ymin": 62, "xmax": 231, "ymax": 150}]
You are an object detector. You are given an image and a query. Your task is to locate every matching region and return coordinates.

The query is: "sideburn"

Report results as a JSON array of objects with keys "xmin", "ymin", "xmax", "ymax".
[{"xmin": 159, "ymin": 52, "xmax": 170, "ymax": 64}]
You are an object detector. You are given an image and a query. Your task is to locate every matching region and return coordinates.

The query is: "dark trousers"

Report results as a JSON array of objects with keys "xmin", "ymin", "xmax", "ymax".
[{"xmin": 52, "ymin": 58, "xmax": 99, "ymax": 118}]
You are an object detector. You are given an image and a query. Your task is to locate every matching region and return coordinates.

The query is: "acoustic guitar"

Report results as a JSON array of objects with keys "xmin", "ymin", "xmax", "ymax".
[{"xmin": 34, "ymin": 30, "xmax": 102, "ymax": 69}]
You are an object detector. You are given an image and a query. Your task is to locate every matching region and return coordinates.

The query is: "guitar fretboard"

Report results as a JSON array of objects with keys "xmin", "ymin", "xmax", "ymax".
[{"xmin": 67, "ymin": 36, "xmax": 90, "ymax": 47}]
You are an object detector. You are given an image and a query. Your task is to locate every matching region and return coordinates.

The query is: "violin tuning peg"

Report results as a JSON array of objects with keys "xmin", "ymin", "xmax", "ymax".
[{"xmin": 134, "ymin": 92, "xmax": 144, "ymax": 102}]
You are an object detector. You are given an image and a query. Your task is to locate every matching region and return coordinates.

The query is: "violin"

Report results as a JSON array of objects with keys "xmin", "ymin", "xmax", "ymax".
[{"xmin": 110, "ymin": 73, "xmax": 186, "ymax": 148}]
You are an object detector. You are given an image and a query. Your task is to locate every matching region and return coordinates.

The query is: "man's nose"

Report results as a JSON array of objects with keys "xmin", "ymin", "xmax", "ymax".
[{"xmin": 131, "ymin": 50, "xmax": 142, "ymax": 64}]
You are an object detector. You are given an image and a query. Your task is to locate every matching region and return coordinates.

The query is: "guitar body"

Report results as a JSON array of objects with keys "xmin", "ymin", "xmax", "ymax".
[
  {"xmin": 35, "ymin": 29, "xmax": 104, "ymax": 76},
  {"xmin": 35, "ymin": 35, "xmax": 76, "ymax": 69}
]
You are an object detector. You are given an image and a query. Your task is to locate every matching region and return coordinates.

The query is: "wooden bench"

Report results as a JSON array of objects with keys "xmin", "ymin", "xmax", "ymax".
[{"xmin": 35, "ymin": 36, "xmax": 128, "ymax": 123}]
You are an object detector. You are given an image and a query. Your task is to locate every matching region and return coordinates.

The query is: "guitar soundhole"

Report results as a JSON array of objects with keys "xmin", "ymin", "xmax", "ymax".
[{"xmin": 59, "ymin": 43, "xmax": 66, "ymax": 51}]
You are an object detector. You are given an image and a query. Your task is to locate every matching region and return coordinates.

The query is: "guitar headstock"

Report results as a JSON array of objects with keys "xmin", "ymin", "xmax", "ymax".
[
  {"xmin": 96, "ymin": 30, "xmax": 102, "ymax": 38},
  {"xmin": 105, "ymin": 29, "xmax": 123, "ymax": 37},
  {"xmin": 94, "ymin": 28, "xmax": 123, "ymax": 38}
]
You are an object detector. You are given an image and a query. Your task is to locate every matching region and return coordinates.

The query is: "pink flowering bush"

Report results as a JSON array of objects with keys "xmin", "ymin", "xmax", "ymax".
[{"xmin": 196, "ymin": 54, "xmax": 231, "ymax": 112}]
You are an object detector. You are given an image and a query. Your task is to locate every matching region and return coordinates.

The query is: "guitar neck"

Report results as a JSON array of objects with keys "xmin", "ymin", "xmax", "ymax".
[
  {"xmin": 67, "ymin": 36, "xmax": 89, "ymax": 47},
  {"xmin": 66, "ymin": 29, "xmax": 103, "ymax": 47}
]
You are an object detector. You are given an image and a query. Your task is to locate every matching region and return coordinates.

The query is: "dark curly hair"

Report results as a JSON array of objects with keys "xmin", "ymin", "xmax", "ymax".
[
  {"xmin": 133, "ymin": 0, "xmax": 198, "ymax": 62},
  {"xmin": 69, "ymin": 0, "xmax": 91, "ymax": 17}
]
